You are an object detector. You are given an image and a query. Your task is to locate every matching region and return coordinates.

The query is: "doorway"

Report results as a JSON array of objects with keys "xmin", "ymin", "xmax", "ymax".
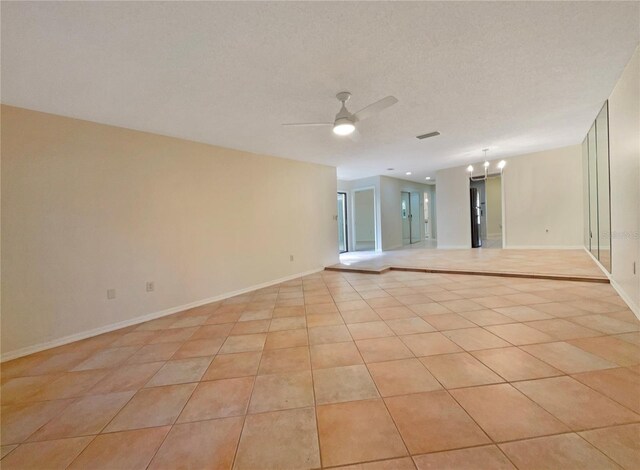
[
  {"xmin": 337, "ymin": 192, "xmax": 348, "ymax": 253},
  {"xmin": 401, "ymin": 191, "xmax": 422, "ymax": 245},
  {"xmin": 353, "ymin": 188, "xmax": 376, "ymax": 251},
  {"xmin": 470, "ymin": 177, "xmax": 502, "ymax": 248}
]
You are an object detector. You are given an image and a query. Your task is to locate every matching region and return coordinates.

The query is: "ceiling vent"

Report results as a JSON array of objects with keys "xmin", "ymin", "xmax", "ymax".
[{"xmin": 416, "ymin": 131, "xmax": 440, "ymax": 140}]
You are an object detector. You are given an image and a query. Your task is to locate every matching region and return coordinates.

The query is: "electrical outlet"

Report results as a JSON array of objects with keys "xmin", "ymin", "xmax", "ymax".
[
  {"xmin": 146, "ymin": 281, "xmax": 155, "ymax": 292},
  {"xmin": 290, "ymin": 255, "xmax": 294, "ymax": 262},
  {"xmin": 107, "ymin": 289, "xmax": 116, "ymax": 300}
]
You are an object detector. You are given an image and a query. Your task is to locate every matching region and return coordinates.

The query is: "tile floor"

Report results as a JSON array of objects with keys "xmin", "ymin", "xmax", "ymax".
[
  {"xmin": 336, "ymin": 247, "xmax": 607, "ymax": 279},
  {"xmin": 1, "ymin": 269, "xmax": 639, "ymax": 469}
]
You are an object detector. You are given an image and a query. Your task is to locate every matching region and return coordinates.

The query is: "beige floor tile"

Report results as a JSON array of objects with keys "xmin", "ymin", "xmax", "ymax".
[
  {"xmin": 202, "ymin": 351, "xmax": 261, "ymax": 380},
  {"xmin": 104, "ymin": 383, "xmax": 196, "ymax": 432},
  {"xmin": 230, "ymin": 319, "xmax": 270, "ymax": 335},
  {"xmin": 317, "ymin": 399, "xmax": 407, "ymax": 467},
  {"xmin": 191, "ymin": 323, "xmax": 233, "ymax": 339},
  {"xmin": 413, "ymin": 445, "xmax": 515, "ymax": 470},
  {"xmin": 88, "ymin": 362, "xmax": 164, "ymax": 394},
  {"xmin": 313, "ymin": 364, "xmax": 379, "ymax": 404},
  {"xmin": 472, "ymin": 347, "xmax": 562, "ymax": 381},
  {"xmin": 310, "ymin": 342, "xmax": 363, "ymax": 369},
  {"xmin": 0, "ymin": 445, "xmax": 17, "ymax": 459},
  {"xmin": 410, "ymin": 303, "xmax": 452, "ymax": 315},
  {"xmin": 148, "ymin": 417, "xmax": 242, "ymax": 470},
  {"xmin": 385, "ymin": 391, "xmax": 489, "ymax": 454},
  {"xmin": 458, "ymin": 309, "xmax": 515, "ymax": 326},
  {"xmin": 341, "ymin": 309, "xmax": 383, "ymax": 324},
  {"xmin": 485, "ymin": 323, "xmax": 555, "ymax": 345},
  {"xmin": 348, "ymin": 321, "xmax": 395, "ymax": 340},
  {"xmin": 148, "ymin": 327, "xmax": 199, "ymax": 344},
  {"xmin": 443, "ymin": 328, "xmax": 512, "ymax": 351},
  {"xmin": 0, "ymin": 436, "xmax": 94, "ymax": 470},
  {"xmin": 305, "ymin": 303, "xmax": 339, "ymax": 314},
  {"xmin": 1, "ymin": 399, "xmax": 73, "ymax": 445},
  {"xmin": 145, "ymin": 356, "xmax": 212, "ymax": 387},
  {"xmin": 450, "ymin": 383, "xmax": 569, "ymax": 441},
  {"xmin": 258, "ymin": 346, "xmax": 310, "ymax": 375},
  {"xmin": 172, "ymin": 338, "xmax": 224, "ymax": 359},
  {"xmin": 499, "ymin": 433, "xmax": 620, "ymax": 470},
  {"xmin": 422, "ymin": 313, "xmax": 477, "ymax": 331},
  {"xmin": 525, "ymin": 318, "xmax": 600, "ymax": 340},
  {"xmin": 375, "ymin": 306, "xmax": 416, "ymax": 320},
  {"xmin": 494, "ymin": 306, "xmax": 552, "ymax": 322},
  {"xmin": 249, "ymin": 370, "xmax": 314, "ymax": 413},
  {"xmin": 356, "ymin": 337, "xmax": 414, "ymax": 363},
  {"xmin": 264, "ymin": 329, "xmax": 308, "ymax": 350},
  {"xmin": 178, "ymin": 376, "xmax": 253, "ymax": 422},
  {"xmin": 615, "ymin": 331, "xmax": 640, "ymax": 346},
  {"xmin": 238, "ymin": 309, "xmax": 273, "ymax": 322},
  {"xmin": 219, "ymin": 333, "xmax": 266, "ymax": 354},
  {"xmin": 1, "ymin": 374, "xmax": 63, "ymax": 404},
  {"xmin": 521, "ymin": 341, "xmax": 618, "ymax": 374},
  {"xmin": 333, "ymin": 456, "xmax": 416, "ymax": 469},
  {"xmin": 399, "ymin": 332, "xmax": 462, "ymax": 356},
  {"xmin": 570, "ymin": 314, "xmax": 639, "ymax": 335},
  {"xmin": 568, "ymin": 336, "xmax": 640, "ymax": 366},
  {"xmin": 273, "ymin": 305, "xmax": 305, "ymax": 317},
  {"xmin": 306, "ymin": 313, "xmax": 344, "ymax": 327},
  {"xmin": 514, "ymin": 376, "xmax": 639, "ymax": 430},
  {"xmin": 126, "ymin": 342, "xmax": 183, "ymax": 364},
  {"xmin": 579, "ymin": 423, "xmax": 640, "ymax": 470},
  {"xmin": 68, "ymin": 426, "xmax": 170, "ymax": 470},
  {"xmin": 309, "ymin": 325, "xmax": 353, "ymax": 345},
  {"xmin": 385, "ymin": 317, "xmax": 435, "ymax": 335},
  {"xmin": 29, "ymin": 391, "xmax": 134, "ymax": 441},
  {"xmin": 72, "ymin": 346, "xmax": 140, "ymax": 371},
  {"xmin": 421, "ymin": 352, "xmax": 504, "ymax": 389},
  {"xmin": 234, "ymin": 407, "xmax": 320, "ymax": 469},
  {"xmin": 367, "ymin": 359, "xmax": 441, "ymax": 396},
  {"xmin": 366, "ymin": 297, "xmax": 403, "ymax": 309},
  {"xmin": 269, "ymin": 316, "xmax": 306, "ymax": 332},
  {"xmin": 572, "ymin": 367, "xmax": 640, "ymax": 413},
  {"xmin": 439, "ymin": 299, "xmax": 485, "ymax": 313}
]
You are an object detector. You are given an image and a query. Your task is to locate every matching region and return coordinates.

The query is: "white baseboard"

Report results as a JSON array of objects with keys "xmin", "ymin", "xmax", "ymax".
[
  {"xmin": 611, "ymin": 279, "xmax": 640, "ymax": 320},
  {"xmin": 437, "ymin": 245, "xmax": 470, "ymax": 249},
  {"xmin": 1, "ymin": 267, "xmax": 324, "ymax": 363},
  {"xmin": 583, "ymin": 248, "xmax": 640, "ymax": 321},
  {"xmin": 504, "ymin": 245, "xmax": 585, "ymax": 250}
]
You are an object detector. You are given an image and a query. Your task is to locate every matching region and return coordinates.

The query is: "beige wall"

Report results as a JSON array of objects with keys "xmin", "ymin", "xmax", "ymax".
[
  {"xmin": 1, "ymin": 105, "xmax": 338, "ymax": 358},
  {"xmin": 436, "ymin": 145, "xmax": 584, "ymax": 249},
  {"xmin": 435, "ymin": 165, "xmax": 472, "ymax": 248},
  {"xmin": 608, "ymin": 46, "xmax": 640, "ymax": 315},
  {"xmin": 379, "ymin": 176, "xmax": 432, "ymax": 250},
  {"xmin": 485, "ymin": 176, "xmax": 502, "ymax": 238}
]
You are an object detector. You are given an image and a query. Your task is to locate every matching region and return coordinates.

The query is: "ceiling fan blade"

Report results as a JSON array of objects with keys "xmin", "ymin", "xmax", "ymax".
[
  {"xmin": 282, "ymin": 122, "xmax": 332, "ymax": 127},
  {"xmin": 353, "ymin": 96, "xmax": 398, "ymax": 121},
  {"xmin": 348, "ymin": 127, "xmax": 361, "ymax": 142}
]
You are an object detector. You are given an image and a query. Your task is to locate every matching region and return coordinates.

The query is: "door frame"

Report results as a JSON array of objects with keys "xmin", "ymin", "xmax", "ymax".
[
  {"xmin": 351, "ymin": 186, "xmax": 378, "ymax": 252},
  {"xmin": 337, "ymin": 192, "xmax": 348, "ymax": 253}
]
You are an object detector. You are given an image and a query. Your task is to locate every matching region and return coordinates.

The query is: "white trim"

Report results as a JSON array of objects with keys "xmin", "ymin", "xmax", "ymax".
[
  {"xmin": 437, "ymin": 245, "xmax": 470, "ymax": 249},
  {"xmin": 611, "ymin": 279, "xmax": 640, "ymax": 320},
  {"xmin": 582, "ymin": 248, "xmax": 639, "ymax": 320},
  {"xmin": 1, "ymin": 267, "xmax": 324, "ymax": 362},
  {"xmin": 503, "ymin": 245, "xmax": 585, "ymax": 250}
]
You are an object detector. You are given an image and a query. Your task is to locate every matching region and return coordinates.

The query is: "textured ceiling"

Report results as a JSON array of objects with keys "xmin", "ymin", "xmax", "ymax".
[{"xmin": 2, "ymin": 1, "xmax": 639, "ymax": 181}]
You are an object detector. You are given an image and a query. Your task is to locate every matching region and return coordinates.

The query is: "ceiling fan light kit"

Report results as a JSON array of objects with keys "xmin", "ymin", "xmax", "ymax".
[{"xmin": 283, "ymin": 91, "xmax": 398, "ymax": 137}]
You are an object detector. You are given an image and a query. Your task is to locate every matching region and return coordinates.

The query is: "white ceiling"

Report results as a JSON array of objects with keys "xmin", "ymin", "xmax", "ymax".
[{"xmin": 2, "ymin": 1, "xmax": 639, "ymax": 181}]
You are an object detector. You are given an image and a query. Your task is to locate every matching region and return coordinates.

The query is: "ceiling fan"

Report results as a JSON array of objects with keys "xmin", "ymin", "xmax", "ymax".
[{"xmin": 282, "ymin": 92, "xmax": 398, "ymax": 136}]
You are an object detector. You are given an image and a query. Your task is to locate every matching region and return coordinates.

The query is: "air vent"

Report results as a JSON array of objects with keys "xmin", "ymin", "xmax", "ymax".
[{"xmin": 417, "ymin": 131, "xmax": 440, "ymax": 140}]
